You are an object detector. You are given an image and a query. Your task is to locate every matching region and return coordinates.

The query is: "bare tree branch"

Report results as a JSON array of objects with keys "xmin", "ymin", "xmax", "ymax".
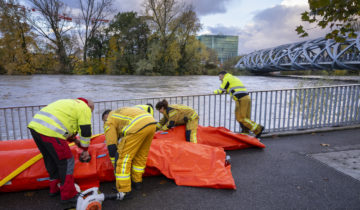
[
  {"xmin": 77, "ymin": 0, "xmax": 113, "ymax": 62},
  {"xmin": 27, "ymin": 0, "xmax": 74, "ymax": 73}
]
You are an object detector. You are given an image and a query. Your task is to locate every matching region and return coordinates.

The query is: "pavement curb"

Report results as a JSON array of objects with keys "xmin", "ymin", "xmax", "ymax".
[{"xmin": 261, "ymin": 124, "xmax": 360, "ymax": 138}]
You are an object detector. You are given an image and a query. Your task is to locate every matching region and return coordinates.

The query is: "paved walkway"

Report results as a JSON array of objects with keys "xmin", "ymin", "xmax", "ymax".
[{"xmin": 1, "ymin": 128, "xmax": 360, "ymax": 210}]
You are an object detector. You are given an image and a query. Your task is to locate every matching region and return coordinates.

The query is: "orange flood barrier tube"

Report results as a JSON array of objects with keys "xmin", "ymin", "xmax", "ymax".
[{"xmin": 0, "ymin": 126, "xmax": 265, "ymax": 192}]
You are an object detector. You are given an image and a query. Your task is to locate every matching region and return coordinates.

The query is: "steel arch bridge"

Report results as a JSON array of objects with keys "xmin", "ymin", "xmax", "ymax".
[{"xmin": 235, "ymin": 32, "xmax": 360, "ymax": 72}]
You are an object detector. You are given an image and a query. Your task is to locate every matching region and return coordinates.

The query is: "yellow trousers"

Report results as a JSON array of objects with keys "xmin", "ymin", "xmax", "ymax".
[
  {"xmin": 235, "ymin": 95, "xmax": 262, "ymax": 135},
  {"xmin": 186, "ymin": 118, "xmax": 198, "ymax": 143},
  {"xmin": 115, "ymin": 124, "xmax": 156, "ymax": 192}
]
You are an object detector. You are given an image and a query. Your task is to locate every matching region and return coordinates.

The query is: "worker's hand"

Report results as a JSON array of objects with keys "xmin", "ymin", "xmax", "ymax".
[
  {"xmin": 73, "ymin": 139, "xmax": 81, "ymax": 148},
  {"xmin": 79, "ymin": 150, "xmax": 91, "ymax": 163},
  {"xmin": 67, "ymin": 133, "xmax": 78, "ymax": 142}
]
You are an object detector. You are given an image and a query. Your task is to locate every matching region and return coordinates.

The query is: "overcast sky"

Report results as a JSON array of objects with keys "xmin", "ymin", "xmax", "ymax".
[{"xmin": 23, "ymin": 0, "xmax": 330, "ymax": 54}]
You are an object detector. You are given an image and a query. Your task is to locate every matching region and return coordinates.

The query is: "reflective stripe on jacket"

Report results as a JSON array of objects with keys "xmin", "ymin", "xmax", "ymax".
[
  {"xmin": 103, "ymin": 107, "xmax": 156, "ymax": 146},
  {"xmin": 134, "ymin": 105, "xmax": 154, "ymax": 116},
  {"xmin": 213, "ymin": 73, "xmax": 248, "ymax": 100},
  {"xmin": 28, "ymin": 99, "xmax": 92, "ymax": 147},
  {"xmin": 157, "ymin": 104, "xmax": 198, "ymax": 130}
]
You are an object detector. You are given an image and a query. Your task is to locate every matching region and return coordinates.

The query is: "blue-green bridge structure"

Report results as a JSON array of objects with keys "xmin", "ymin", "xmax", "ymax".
[{"xmin": 235, "ymin": 33, "xmax": 360, "ymax": 72}]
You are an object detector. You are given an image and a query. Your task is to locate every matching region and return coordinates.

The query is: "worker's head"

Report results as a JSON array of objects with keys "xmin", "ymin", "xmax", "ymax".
[
  {"xmin": 102, "ymin": 109, "xmax": 112, "ymax": 122},
  {"xmin": 87, "ymin": 99, "xmax": 94, "ymax": 112},
  {"xmin": 218, "ymin": 71, "xmax": 227, "ymax": 81},
  {"xmin": 77, "ymin": 98, "xmax": 94, "ymax": 112},
  {"xmin": 156, "ymin": 99, "xmax": 168, "ymax": 114}
]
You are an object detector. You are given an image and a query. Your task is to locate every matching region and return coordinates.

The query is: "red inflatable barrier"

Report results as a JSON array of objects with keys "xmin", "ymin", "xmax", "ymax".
[{"xmin": 0, "ymin": 126, "xmax": 265, "ymax": 192}]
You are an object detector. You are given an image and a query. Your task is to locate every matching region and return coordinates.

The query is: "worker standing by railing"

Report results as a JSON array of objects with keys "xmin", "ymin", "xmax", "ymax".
[{"xmin": 214, "ymin": 71, "xmax": 264, "ymax": 138}]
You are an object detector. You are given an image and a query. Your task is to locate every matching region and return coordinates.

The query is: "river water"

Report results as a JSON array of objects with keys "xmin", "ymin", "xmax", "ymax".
[{"xmin": 0, "ymin": 74, "xmax": 356, "ymax": 108}]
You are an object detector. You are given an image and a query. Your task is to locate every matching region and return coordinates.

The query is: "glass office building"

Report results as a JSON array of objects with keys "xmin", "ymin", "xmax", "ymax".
[{"xmin": 197, "ymin": 35, "xmax": 239, "ymax": 63}]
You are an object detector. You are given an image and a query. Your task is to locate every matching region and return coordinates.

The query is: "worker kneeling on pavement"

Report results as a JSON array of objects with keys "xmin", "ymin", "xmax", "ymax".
[
  {"xmin": 214, "ymin": 71, "xmax": 264, "ymax": 138},
  {"xmin": 27, "ymin": 98, "xmax": 93, "ymax": 203},
  {"xmin": 102, "ymin": 107, "xmax": 156, "ymax": 199},
  {"xmin": 156, "ymin": 99, "xmax": 199, "ymax": 143}
]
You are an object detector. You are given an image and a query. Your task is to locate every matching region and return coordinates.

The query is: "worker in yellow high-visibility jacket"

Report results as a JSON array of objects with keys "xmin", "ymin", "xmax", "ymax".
[
  {"xmin": 214, "ymin": 71, "xmax": 264, "ymax": 138},
  {"xmin": 27, "ymin": 98, "xmax": 93, "ymax": 204},
  {"xmin": 155, "ymin": 99, "xmax": 199, "ymax": 143},
  {"xmin": 102, "ymin": 107, "xmax": 156, "ymax": 200}
]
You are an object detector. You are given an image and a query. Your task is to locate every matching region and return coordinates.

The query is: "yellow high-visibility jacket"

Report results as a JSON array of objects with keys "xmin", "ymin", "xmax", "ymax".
[
  {"xmin": 103, "ymin": 107, "xmax": 156, "ymax": 146},
  {"xmin": 28, "ymin": 99, "xmax": 92, "ymax": 148},
  {"xmin": 134, "ymin": 105, "xmax": 154, "ymax": 116},
  {"xmin": 157, "ymin": 104, "xmax": 198, "ymax": 130},
  {"xmin": 213, "ymin": 73, "xmax": 248, "ymax": 100}
]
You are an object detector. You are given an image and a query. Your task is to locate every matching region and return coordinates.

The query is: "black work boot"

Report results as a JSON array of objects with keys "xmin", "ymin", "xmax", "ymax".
[
  {"xmin": 240, "ymin": 124, "xmax": 250, "ymax": 135},
  {"xmin": 256, "ymin": 126, "xmax": 265, "ymax": 139},
  {"xmin": 61, "ymin": 193, "xmax": 80, "ymax": 204},
  {"xmin": 49, "ymin": 191, "xmax": 60, "ymax": 197},
  {"xmin": 132, "ymin": 181, "xmax": 143, "ymax": 190}
]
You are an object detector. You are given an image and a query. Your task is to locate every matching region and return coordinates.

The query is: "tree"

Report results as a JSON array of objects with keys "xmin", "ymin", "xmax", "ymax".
[
  {"xmin": 27, "ymin": 0, "xmax": 73, "ymax": 73},
  {"xmin": 0, "ymin": 0, "xmax": 37, "ymax": 74},
  {"xmin": 176, "ymin": 36, "xmax": 208, "ymax": 75},
  {"xmin": 143, "ymin": 0, "xmax": 186, "ymax": 74},
  {"xmin": 77, "ymin": 0, "xmax": 112, "ymax": 62},
  {"xmin": 87, "ymin": 30, "xmax": 109, "ymax": 60},
  {"xmin": 174, "ymin": 6, "xmax": 202, "ymax": 74},
  {"xmin": 296, "ymin": 0, "xmax": 360, "ymax": 42},
  {"xmin": 106, "ymin": 12, "xmax": 150, "ymax": 74}
]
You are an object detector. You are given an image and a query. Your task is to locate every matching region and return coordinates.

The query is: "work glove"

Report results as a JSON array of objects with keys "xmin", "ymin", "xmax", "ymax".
[
  {"xmin": 79, "ymin": 150, "xmax": 91, "ymax": 163},
  {"xmin": 66, "ymin": 132, "xmax": 78, "ymax": 142}
]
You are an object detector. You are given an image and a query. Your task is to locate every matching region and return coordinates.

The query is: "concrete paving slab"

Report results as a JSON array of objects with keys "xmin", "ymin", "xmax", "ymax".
[{"xmin": 311, "ymin": 149, "xmax": 360, "ymax": 181}]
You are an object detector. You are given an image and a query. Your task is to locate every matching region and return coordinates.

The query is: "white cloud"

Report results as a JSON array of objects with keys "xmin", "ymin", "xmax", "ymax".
[
  {"xmin": 280, "ymin": 0, "xmax": 308, "ymax": 7},
  {"xmin": 239, "ymin": 4, "xmax": 329, "ymax": 53},
  {"xmin": 57, "ymin": 0, "xmax": 232, "ymax": 16},
  {"xmin": 205, "ymin": 4, "xmax": 330, "ymax": 54}
]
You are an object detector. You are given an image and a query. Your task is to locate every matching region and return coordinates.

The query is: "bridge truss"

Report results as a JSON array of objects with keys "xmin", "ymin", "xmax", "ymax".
[{"xmin": 235, "ymin": 33, "xmax": 360, "ymax": 72}]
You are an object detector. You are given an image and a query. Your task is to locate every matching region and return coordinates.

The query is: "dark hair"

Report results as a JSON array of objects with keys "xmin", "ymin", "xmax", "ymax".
[
  {"xmin": 146, "ymin": 103, "xmax": 154, "ymax": 110},
  {"xmin": 218, "ymin": 71, "xmax": 227, "ymax": 75},
  {"xmin": 155, "ymin": 99, "xmax": 168, "ymax": 110},
  {"xmin": 102, "ymin": 109, "xmax": 111, "ymax": 121}
]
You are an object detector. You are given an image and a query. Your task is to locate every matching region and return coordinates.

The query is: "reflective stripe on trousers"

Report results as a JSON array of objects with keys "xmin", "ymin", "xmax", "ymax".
[
  {"xmin": 132, "ymin": 165, "xmax": 145, "ymax": 173},
  {"xmin": 115, "ymin": 154, "xmax": 131, "ymax": 180}
]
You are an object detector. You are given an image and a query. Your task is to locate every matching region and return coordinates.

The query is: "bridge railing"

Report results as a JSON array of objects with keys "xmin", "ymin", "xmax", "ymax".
[{"xmin": 1, "ymin": 84, "xmax": 359, "ymax": 140}]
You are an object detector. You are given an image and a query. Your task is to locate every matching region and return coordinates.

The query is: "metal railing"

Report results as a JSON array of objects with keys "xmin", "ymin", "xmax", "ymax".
[{"xmin": 1, "ymin": 84, "xmax": 359, "ymax": 140}]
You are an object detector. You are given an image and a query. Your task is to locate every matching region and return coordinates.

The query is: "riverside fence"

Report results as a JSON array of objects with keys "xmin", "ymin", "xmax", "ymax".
[{"xmin": 1, "ymin": 84, "xmax": 359, "ymax": 140}]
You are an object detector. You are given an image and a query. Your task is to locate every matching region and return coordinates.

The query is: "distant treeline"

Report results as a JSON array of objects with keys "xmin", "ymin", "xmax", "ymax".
[{"xmin": 0, "ymin": 0, "xmax": 242, "ymax": 75}]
